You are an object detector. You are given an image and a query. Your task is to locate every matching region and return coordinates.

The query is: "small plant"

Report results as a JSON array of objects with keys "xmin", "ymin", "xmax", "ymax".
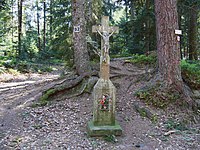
[
  {"xmin": 151, "ymin": 114, "xmax": 158, "ymax": 124},
  {"xmin": 164, "ymin": 119, "xmax": 188, "ymax": 131},
  {"xmin": 138, "ymin": 108, "xmax": 147, "ymax": 117},
  {"xmin": 8, "ymin": 68, "xmax": 20, "ymax": 75},
  {"xmin": 103, "ymin": 135, "xmax": 118, "ymax": 143},
  {"xmin": 12, "ymin": 137, "xmax": 22, "ymax": 144}
]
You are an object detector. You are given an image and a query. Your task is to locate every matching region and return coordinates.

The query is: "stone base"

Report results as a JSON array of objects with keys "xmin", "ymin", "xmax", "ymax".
[{"xmin": 87, "ymin": 120, "xmax": 122, "ymax": 137}]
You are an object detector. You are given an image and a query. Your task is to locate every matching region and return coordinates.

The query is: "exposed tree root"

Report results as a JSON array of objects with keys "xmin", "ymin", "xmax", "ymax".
[
  {"xmin": 136, "ymin": 73, "xmax": 198, "ymax": 111},
  {"xmin": 38, "ymin": 71, "xmax": 98, "ymax": 104}
]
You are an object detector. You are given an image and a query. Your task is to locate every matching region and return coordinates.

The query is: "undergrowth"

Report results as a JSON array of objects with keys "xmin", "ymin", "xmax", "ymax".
[
  {"xmin": 0, "ymin": 56, "xmax": 62, "ymax": 74},
  {"xmin": 181, "ymin": 60, "xmax": 200, "ymax": 89},
  {"xmin": 164, "ymin": 118, "xmax": 188, "ymax": 131},
  {"xmin": 128, "ymin": 54, "xmax": 157, "ymax": 65},
  {"xmin": 135, "ymin": 84, "xmax": 182, "ymax": 109}
]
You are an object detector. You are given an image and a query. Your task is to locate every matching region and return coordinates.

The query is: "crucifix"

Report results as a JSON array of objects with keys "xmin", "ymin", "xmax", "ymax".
[
  {"xmin": 87, "ymin": 16, "xmax": 122, "ymax": 137},
  {"xmin": 92, "ymin": 16, "xmax": 119, "ymax": 80}
]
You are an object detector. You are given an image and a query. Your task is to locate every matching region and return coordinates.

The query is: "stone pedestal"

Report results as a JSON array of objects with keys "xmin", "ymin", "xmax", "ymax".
[{"xmin": 87, "ymin": 79, "xmax": 122, "ymax": 136}]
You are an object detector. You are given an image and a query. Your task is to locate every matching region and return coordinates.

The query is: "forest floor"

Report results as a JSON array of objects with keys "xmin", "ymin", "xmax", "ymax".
[{"xmin": 0, "ymin": 60, "xmax": 199, "ymax": 150}]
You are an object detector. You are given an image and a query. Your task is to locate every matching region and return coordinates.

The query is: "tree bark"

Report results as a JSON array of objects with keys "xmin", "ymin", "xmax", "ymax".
[
  {"xmin": 155, "ymin": 0, "xmax": 182, "ymax": 86},
  {"xmin": 178, "ymin": 4, "xmax": 183, "ymax": 59},
  {"xmin": 188, "ymin": 5, "xmax": 198, "ymax": 60},
  {"xmin": 72, "ymin": 0, "xmax": 91, "ymax": 75},
  {"xmin": 154, "ymin": 0, "xmax": 193, "ymax": 105}
]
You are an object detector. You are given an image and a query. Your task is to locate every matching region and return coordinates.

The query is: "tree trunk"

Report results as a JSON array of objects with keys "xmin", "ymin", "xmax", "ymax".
[
  {"xmin": 36, "ymin": 0, "xmax": 41, "ymax": 51},
  {"xmin": 130, "ymin": 0, "xmax": 135, "ymax": 20},
  {"xmin": 43, "ymin": 0, "xmax": 46, "ymax": 52},
  {"xmin": 178, "ymin": 5, "xmax": 183, "ymax": 59},
  {"xmin": 125, "ymin": 0, "xmax": 128, "ymax": 21},
  {"xmin": 155, "ymin": 0, "xmax": 182, "ymax": 87},
  {"xmin": 72, "ymin": 0, "xmax": 91, "ymax": 75},
  {"xmin": 154, "ymin": 0, "xmax": 194, "ymax": 106},
  {"xmin": 11, "ymin": 0, "xmax": 14, "ymax": 51},
  {"xmin": 49, "ymin": 0, "xmax": 53, "ymax": 39},
  {"xmin": 188, "ymin": 5, "xmax": 198, "ymax": 60},
  {"xmin": 145, "ymin": 0, "xmax": 150, "ymax": 53},
  {"xmin": 18, "ymin": 0, "xmax": 22, "ymax": 58},
  {"xmin": 38, "ymin": 0, "xmax": 94, "ymax": 102}
]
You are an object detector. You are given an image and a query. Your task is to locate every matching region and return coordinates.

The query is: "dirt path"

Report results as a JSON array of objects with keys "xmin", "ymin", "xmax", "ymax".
[{"xmin": 0, "ymin": 60, "xmax": 199, "ymax": 150}]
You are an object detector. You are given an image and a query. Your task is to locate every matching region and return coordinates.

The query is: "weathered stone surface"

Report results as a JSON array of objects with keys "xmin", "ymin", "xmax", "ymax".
[
  {"xmin": 93, "ymin": 79, "xmax": 116, "ymax": 126},
  {"xmin": 87, "ymin": 78, "xmax": 122, "ymax": 136},
  {"xmin": 87, "ymin": 120, "xmax": 122, "ymax": 136}
]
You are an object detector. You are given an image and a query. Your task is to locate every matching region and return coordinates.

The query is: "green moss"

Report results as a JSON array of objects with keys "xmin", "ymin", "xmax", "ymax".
[
  {"xmin": 40, "ymin": 89, "xmax": 56, "ymax": 101},
  {"xmin": 31, "ymin": 89, "xmax": 56, "ymax": 107},
  {"xmin": 135, "ymin": 85, "xmax": 181, "ymax": 109}
]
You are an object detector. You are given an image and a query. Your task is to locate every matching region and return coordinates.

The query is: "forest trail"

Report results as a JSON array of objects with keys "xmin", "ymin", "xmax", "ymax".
[{"xmin": 0, "ymin": 60, "xmax": 199, "ymax": 150}]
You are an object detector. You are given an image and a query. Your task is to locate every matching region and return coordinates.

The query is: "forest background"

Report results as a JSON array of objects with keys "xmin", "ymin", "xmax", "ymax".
[{"xmin": 0, "ymin": 0, "xmax": 199, "ymax": 91}]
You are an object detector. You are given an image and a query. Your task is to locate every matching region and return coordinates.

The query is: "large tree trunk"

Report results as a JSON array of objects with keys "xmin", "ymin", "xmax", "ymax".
[
  {"xmin": 72, "ymin": 0, "xmax": 91, "ymax": 75},
  {"xmin": 155, "ymin": 0, "xmax": 182, "ymax": 88},
  {"xmin": 38, "ymin": 0, "xmax": 94, "ymax": 102},
  {"xmin": 188, "ymin": 5, "xmax": 198, "ymax": 60},
  {"xmin": 154, "ymin": 0, "xmax": 194, "ymax": 107}
]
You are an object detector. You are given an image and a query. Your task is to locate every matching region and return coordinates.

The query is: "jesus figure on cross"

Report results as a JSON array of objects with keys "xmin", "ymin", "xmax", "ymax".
[{"xmin": 96, "ymin": 29, "xmax": 116, "ymax": 62}]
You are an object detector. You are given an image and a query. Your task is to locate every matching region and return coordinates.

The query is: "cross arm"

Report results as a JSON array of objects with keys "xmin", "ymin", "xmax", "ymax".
[{"xmin": 92, "ymin": 25, "xmax": 102, "ymax": 33}]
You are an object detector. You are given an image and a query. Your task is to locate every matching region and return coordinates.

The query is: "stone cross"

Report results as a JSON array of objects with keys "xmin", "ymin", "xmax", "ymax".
[
  {"xmin": 92, "ymin": 16, "xmax": 119, "ymax": 80},
  {"xmin": 87, "ymin": 16, "xmax": 122, "ymax": 137}
]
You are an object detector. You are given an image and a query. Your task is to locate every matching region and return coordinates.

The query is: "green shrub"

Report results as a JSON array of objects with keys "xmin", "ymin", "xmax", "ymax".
[
  {"xmin": 181, "ymin": 60, "xmax": 200, "ymax": 89},
  {"xmin": 129, "ymin": 54, "xmax": 157, "ymax": 65}
]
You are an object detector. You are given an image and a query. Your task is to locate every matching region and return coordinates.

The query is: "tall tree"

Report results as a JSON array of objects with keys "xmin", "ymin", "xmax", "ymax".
[
  {"xmin": 18, "ymin": 0, "xmax": 23, "ymax": 58},
  {"xmin": 71, "ymin": 0, "xmax": 91, "ymax": 75},
  {"xmin": 49, "ymin": 0, "xmax": 53, "ymax": 39},
  {"xmin": 43, "ymin": 0, "xmax": 46, "ymax": 52},
  {"xmin": 36, "ymin": 0, "xmax": 41, "ymax": 51},
  {"xmin": 154, "ymin": 0, "xmax": 193, "ymax": 105},
  {"xmin": 188, "ymin": 3, "xmax": 198, "ymax": 60},
  {"xmin": 145, "ymin": 0, "xmax": 150, "ymax": 53}
]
